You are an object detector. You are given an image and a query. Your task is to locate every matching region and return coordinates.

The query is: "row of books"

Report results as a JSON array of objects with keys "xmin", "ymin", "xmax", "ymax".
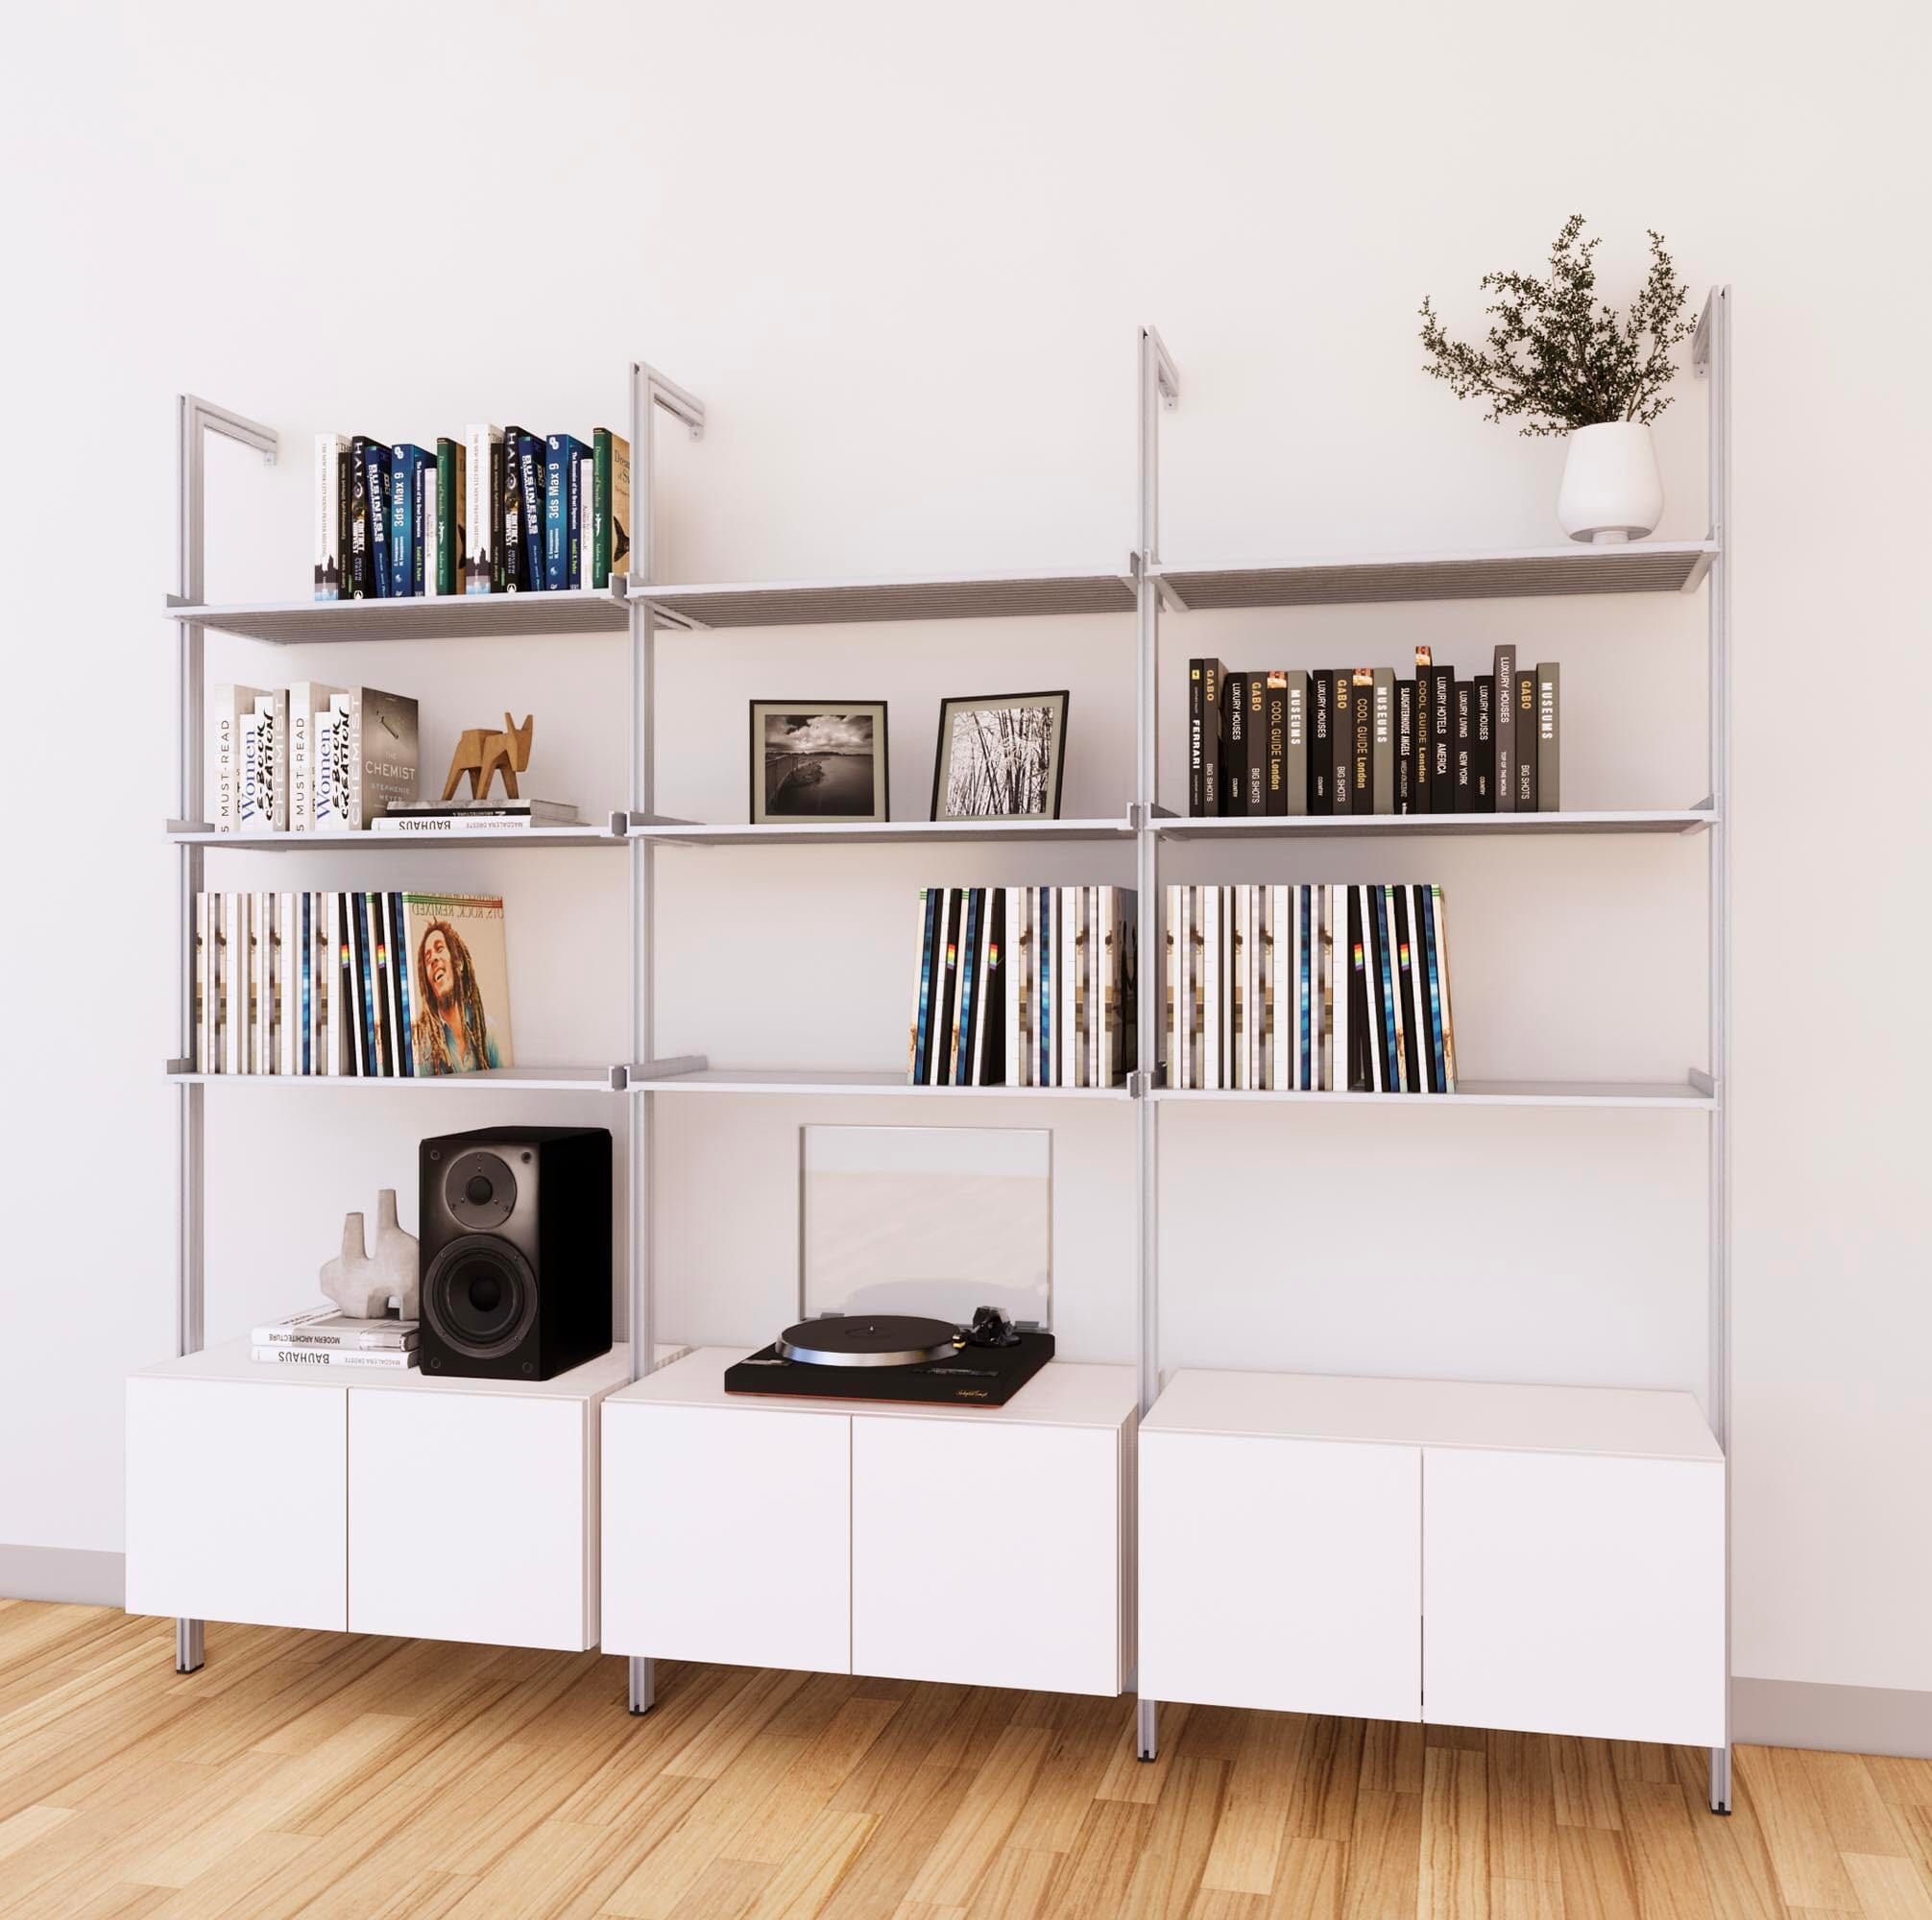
[
  {"xmin": 1188, "ymin": 649, "xmax": 1561, "ymax": 816},
  {"xmin": 191, "ymin": 891, "xmax": 514, "ymax": 1078},
  {"xmin": 313, "ymin": 428, "xmax": 630, "ymax": 600},
  {"xmin": 252, "ymin": 1308, "xmax": 419, "ymax": 1372},
  {"xmin": 210, "ymin": 684, "xmax": 419, "ymax": 833},
  {"xmin": 1165, "ymin": 883, "xmax": 1459, "ymax": 1093},
  {"xmin": 908, "ymin": 886, "xmax": 1140, "ymax": 1088}
]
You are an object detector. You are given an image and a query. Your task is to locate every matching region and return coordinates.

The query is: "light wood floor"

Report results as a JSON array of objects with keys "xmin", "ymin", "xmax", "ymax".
[{"xmin": 1, "ymin": 1604, "xmax": 1929, "ymax": 1920}]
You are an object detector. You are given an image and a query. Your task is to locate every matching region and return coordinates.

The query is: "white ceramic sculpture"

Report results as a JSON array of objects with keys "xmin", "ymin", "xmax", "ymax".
[{"xmin": 320, "ymin": 1189, "xmax": 421, "ymax": 1319}]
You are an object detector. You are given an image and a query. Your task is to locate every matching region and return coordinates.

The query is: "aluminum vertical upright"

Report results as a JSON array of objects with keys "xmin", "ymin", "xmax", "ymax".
[
  {"xmin": 1133, "ymin": 328, "xmax": 1179, "ymax": 1762},
  {"xmin": 1696, "ymin": 287, "xmax": 1734, "ymax": 1814},
  {"xmin": 623, "ymin": 362, "xmax": 706, "ymax": 1716},
  {"xmin": 170, "ymin": 396, "xmax": 277, "ymax": 1675}
]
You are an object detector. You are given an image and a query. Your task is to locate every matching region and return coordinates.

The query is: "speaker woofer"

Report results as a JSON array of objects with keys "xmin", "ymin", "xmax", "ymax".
[{"xmin": 423, "ymin": 1235, "xmax": 540, "ymax": 1359}]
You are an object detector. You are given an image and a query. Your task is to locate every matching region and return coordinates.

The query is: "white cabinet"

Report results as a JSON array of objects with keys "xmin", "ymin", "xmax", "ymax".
[
  {"xmin": 1139, "ymin": 1430, "xmax": 1420, "ymax": 1720},
  {"xmin": 853, "ymin": 1412, "xmax": 1127, "ymax": 1695},
  {"xmin": 349, "ymin": 1389, "xmax": 600, "ymax": 1650},
  {"xmin": 601, "ymin": 1401, "xmax": 853, "ymax": 1675},
  {"xmin": 1139, "ymin": 1369, "xmax": 1724, "ymax": 1746},
  {"xmin": 126, "ymin": 1342, "xmax": 641, "ymax": 1650},
  {"xmin": 603, "ymin": 1350, "xmax": 1137, "ymax": 1694},
  {"xmin": 1422, "ymin": 1447, "xmax": 1726, "ymax": 1746},
  {"xmin": 126, "ymin": 1375, "xmax": 348, "ymax": 1633}
]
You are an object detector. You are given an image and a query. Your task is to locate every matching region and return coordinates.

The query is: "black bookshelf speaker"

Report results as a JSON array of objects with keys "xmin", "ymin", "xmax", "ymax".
[{"xmin": 417, "ymin": 1127, "xmax": 613, "ymax": 1380}]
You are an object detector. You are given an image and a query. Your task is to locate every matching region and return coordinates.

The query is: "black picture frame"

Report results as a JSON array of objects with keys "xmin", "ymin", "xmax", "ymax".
[
  {"xmin": 930, "ymin": 689, "xmax": 1070, "ymax": 821},
  {"xmin": 748, "ymin": 702, "xmax": 890, "ymax": 824}
]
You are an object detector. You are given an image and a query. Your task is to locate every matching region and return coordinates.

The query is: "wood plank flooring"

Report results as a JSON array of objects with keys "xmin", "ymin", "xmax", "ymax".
[{"xmin": 1, "ymin": 1603, "xmax": 1928, "ymax": 1920}]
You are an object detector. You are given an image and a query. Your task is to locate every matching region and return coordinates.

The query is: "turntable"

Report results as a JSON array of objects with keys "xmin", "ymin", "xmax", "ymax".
[
  {"xmin": 724, "ymin": 1123, "xmax": 1058, "ymax": 1408},
  {"xmin": 725, "ymin": 1305, "xmax": 1055, "ymax": 1406}
]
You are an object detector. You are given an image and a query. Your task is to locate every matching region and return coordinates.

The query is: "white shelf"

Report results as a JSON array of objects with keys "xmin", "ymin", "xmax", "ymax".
[
  {"xmin": 167, "ymin": 1064, "xmax": 626, "ymax": 1092},
  {"xmin": 1154, "ymin": 808, "xmax": 1714, "ymax": 842},
  {"xmin": 1151, "ymin": 539, "xmax": 1716, "ymax": 611},
  {"xmin": 612, "ymin": 1345, "xmax": 1136, "ymax": 1429},
  {"xmin": 1145, "ymin": 1367, "xmax": 1722, "ymax": 1463},
  {"xmin": 169, "ymin": 822, "xmax": 626, "ymax": 851},
  {"xmin": 630, "ymin": 815, "xmax": 1135, "ymax": 848},
  {"xmin": 628, "ymin": 564, "xmax": 1137, "ymax": 629},
  {"xmin": 166, "ymin": 587, "xmax": 628, "ymax": 645},
  {"xmin": 629, "ymin": 1067, "xmax": 1130, "ymax": 1098},
  {"xmin": 134, "ymin": 1339, "xmax": 688, "ymax": 1402},
  {"xmin": 1154, "ymin": 1077, "xmax": 1717, "ymax": 1110}
]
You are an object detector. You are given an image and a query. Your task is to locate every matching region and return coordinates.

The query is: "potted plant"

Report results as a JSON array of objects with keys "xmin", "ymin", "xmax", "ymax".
[{"xmin": 1419, "ymin": 216, "xmax": 1696, "ymax": 543}]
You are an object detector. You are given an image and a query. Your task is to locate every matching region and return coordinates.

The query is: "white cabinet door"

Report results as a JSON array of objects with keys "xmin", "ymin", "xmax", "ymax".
[
  {"xmin": 1139, "ymin": 1431, "xmax": 1421, "ymax": 1720},
  {"xmin": 125, "ymin": 1379, "xmax": 347, "ymax": 1633},
  {"xmin": 348, "ymin": 1389, "xmax": 595, "ymax": 1651},
  {"xmin": 601, "ymin": 1403, "xmax": 851, "ymax": 1675},
  {"xmin": 852, "ymin": 1415, "xmax": 1124, "ymax": 1695},
  {"xmin": 1422, "ymin": 1448, "xmax": 1726, "ymax": 1746}
]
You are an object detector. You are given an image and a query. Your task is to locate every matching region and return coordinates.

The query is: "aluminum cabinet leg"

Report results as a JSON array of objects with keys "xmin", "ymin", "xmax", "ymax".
[
  {"xmin": 629, "ymin": 1655, "xmax": 655, "ymax": 1716},
  {"xmin": 175, "ymin": 1618, "xmax": 205, "ymax": 1675},
  {"xmin": 1709, "ymin": 1743, "xmax": 1731, "ymax": 1813},
  {"xmin": 1137, "ymin": 1696, "xmax": 1159, "ymax": 1761}
]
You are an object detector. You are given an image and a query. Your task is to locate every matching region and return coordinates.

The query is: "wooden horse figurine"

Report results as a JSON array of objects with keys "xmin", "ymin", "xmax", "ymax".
[{"xmin": 442, "ymin": 713, "xmax": 534, "ymax": 802}]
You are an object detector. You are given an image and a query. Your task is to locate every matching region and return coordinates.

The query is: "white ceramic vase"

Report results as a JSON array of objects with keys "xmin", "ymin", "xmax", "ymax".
[{"xmin": 1556, "ymin": 420, "xmax": 1664, "ymax": 544}]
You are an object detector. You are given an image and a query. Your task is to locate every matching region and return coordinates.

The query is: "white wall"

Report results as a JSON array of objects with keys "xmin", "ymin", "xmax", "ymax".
[{"xmin": 4, "ymin": 0, "xmax": 1927, "ymax": 1700}]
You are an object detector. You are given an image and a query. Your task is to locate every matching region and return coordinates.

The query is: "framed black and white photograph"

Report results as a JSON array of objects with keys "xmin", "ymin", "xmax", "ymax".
[
  {"xmin": 749, "ymin": 702, "xmax": 890, "ymax": 823},
  {"xmin": 930, "ymin": 689, "xmax": 1069, "ymax": 821}
]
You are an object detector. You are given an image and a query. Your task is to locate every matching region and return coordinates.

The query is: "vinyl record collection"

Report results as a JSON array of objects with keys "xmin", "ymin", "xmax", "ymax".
[
  {"xmin": 312, "ymin": 427, "xmax": 629, "ymax": 599},
  {"xmin": 1166, "ymin": 883, "xmax": 1459, "ymax": 1093},
  {"xmin": 190, "ymin": 891, "xmax": 514, "ymax": 1078},
  {"xmin": 908, "ymin": 886, "xmax": 1139, "ymax": 1088},
  {"xmin": 1189, "ymin": 647, "xmax": 1560, "ymax": 816}
]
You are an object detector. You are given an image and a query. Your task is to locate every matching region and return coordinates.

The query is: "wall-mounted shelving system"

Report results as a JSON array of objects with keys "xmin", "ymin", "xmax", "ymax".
[{"xmin": 157, "ymin": 296, "xmax": 1729, "ymax": 1806}]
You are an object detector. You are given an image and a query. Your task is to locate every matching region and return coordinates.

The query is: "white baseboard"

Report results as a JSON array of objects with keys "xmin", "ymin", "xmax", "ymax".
[
  {"xmin": 1735, "ymin": 1676, "xmax": 1932, "ymax": 1759},
  {"xmin": 0, "ymin": 1546, "xmax": 126, "ymax": 1608}
]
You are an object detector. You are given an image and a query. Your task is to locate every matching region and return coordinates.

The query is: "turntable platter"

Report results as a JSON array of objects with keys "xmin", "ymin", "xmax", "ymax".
[{"xmin": 774, "ymin": 1313, "xmax": 960, "ymax": 1368}]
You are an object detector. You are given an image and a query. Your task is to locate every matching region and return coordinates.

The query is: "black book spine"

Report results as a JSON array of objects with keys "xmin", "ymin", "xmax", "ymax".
[
  {"xmin": 348, "ymin": 435, "xmax": 371, "ymax": 599},
  {"xmin": 1514, "ymin": 668, "xmax": 1538, "ymax": 809},
  {"xmin": 1223, "ymin": 672, "xmax": 1248, "ymax": 816},
  {"xmin": 1285, "ymin": 670, "xmax": 1309, "ymax": 816},
  {"xmin": 1413, "ymin": 651, "xmax": 1432, "ymax": 815},
  {"xmin": 489, "ymin": 438, "xmax": 508, "ymax": 592},
  {"xmin": 1395, "ymin": 678, "xmax": 1414, "ymax": 813},
  {"xmin": 1453, "ymin": 679, "xmax": 1473, "ymax": 812},
  {"xmin": 1265, "ymin": 673, "xmax": 1288, "ymax": 816},
  {"xmin": 1474, "ymin": 675, "xmax": 1495, "ymax": 811},
  {"xmin": 1407, "ymin": 883, "xmax": 1438, "ymax": 1092},
  {"xmin": 1188, "ymin": 660, "xmax": 1203, "ymax": 816},
  {"xmin": 1246, "ymin": 674, "xmax": 1268, "ymax": 813},
  {"xmin": 1350, "ymin": 669, "xmax": 1373, "ymax": 813},
  {"xmin": 1536, "ymin": 661, "xmax": 1560, "ymax": 810},
  {"xmin": 1430, "ymin": 665, "xmax": 1455, "ymax": 811},
  {"xmin": 1200, "ymin": 660, "xmax": 1223, "ymax": 817},
  {"xmin": 1493, "ymin": 643, "xmax": 1517, "ymax": 812},
  {"xmin": 1331, "ymin": 669, "xmax": 1353, "ymax": 815},
  {"xmin": 502, "ymin": 425, "xmax": 526, "ymax": 593},
  {"xmin": 1347, "ymin": 885, "xmax": 1370, "ymax": 1089},
  {"xmin": 1310, "ymin": 670, "xmax": 1332, "ymax": 814}
]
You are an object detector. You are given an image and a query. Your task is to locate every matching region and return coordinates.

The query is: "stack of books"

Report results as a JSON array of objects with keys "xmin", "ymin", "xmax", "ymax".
[
  {"xmin": 191, "ymin": 891, "xmax": 513, "ymax": 1079},
  {"xmin": 908, "ymin": 886, "xmax": 1139, "ymax": 1089},
  {"xmin": 1165, "ymin": 883, "xmax": 1459, "ymax": 1093},
  {"xmin": 1189, "ymin": 649, "xmax": 1561, "ymax": 816},
  {"xmin": 208, "ymin": 684, "xmax": 418, "ymax": 833},
  {"xmin": 252, "ymin": 1308, "xmax": 419, "ymax": 1372},
  {"xmin": 313, "ymin": 428, "xmax": 630, "ymax": 600}
]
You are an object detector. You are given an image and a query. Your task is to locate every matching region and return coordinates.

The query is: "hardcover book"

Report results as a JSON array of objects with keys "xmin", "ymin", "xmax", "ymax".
[
  {"xmin": 1535, "ymin": 661, "xmax": 1561, "ymax": 810},
  {"xmin": 464, "ymin": 425, "xmax": 503, "ymax": 593},
  {"xmin": 1310, "ymin": 669, "xmax": 1332, "ymax": 813},
  {"xmin": 1198, "ymin": 659, "xmax": 1224, "ymax": 818},
  {"xmin": 543, "ymin": 435, "xmax": 591, "ymax": 592},
  {"xmin": 1453, "ymin": 679, "xmax": 1473, "ymax": 811},
  {"xmin": 252, "ymin": 1308, "xmax": 419, "ymax": 1351},
  {"xmin": 1395, "ymin": 677, "xmax": 1415, "ymax": 813},
  {"xmin": 1493, "ymin": 643, "xmax": 1517, "ymax": 812},
  {"xmin": 1474, "ymin": 674, "xmax": 1495, "ymax": 810},
  {"xmin": 1370, "ymin": 666, "xmax": 1394, "ymax": 814},
  {"xmin": 1223, "ymin": 672, "xmax": 1248, "ymax": 816},
  {"xmin": 1514, "ymin": 667, "xmax": 1538, "ymax": 809},
  {"xmin": 389, "ymin": 444, "xmax": 433, "ymax": 597},
  {"xmin": 435, "ymin": 437, "xmax": 466, "ymax": 596},
  {"xmin": 1430, "ymin": 663, "xmax": 1455, "ymax": 812},
  {"xmin": 1284, "ymin": 669, "xmax": 1309, "ymax": 816},
  {"xmin": 592, "ymin": 427, "xmax": 631, "ymax": 588},
  {"xmin": 501, "ymin": 424, "xmax": 532, "ymax": 591},
  {"xmin": 1246, "ymin": 674, "xmax": 1268, "ymax": 813},
  {"xmin": 313, "ymin": 434, "xmax": 350, "ymax": 599},
  {"xmin": 1331, "ymin": 669, "xmax": 1354, "ymax": 815},
  {"xmin": 1264, "ymin": 672, "xmax": 1288, "ymax": 815},
  {"xmin": 1413, "ymin": 646, "xmax": 1433, "ymax": 815}
]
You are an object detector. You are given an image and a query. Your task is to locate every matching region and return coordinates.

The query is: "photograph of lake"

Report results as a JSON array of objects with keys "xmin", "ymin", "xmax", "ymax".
[{"xmin": 760, "ymin": 709, "xmax": 882, "ymax": 818}]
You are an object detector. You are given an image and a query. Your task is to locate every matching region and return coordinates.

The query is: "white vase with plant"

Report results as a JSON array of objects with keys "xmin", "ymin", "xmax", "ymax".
[{"xmin": 1419, "ymin": 216, "xmax": 1695, "ymax": 544}]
